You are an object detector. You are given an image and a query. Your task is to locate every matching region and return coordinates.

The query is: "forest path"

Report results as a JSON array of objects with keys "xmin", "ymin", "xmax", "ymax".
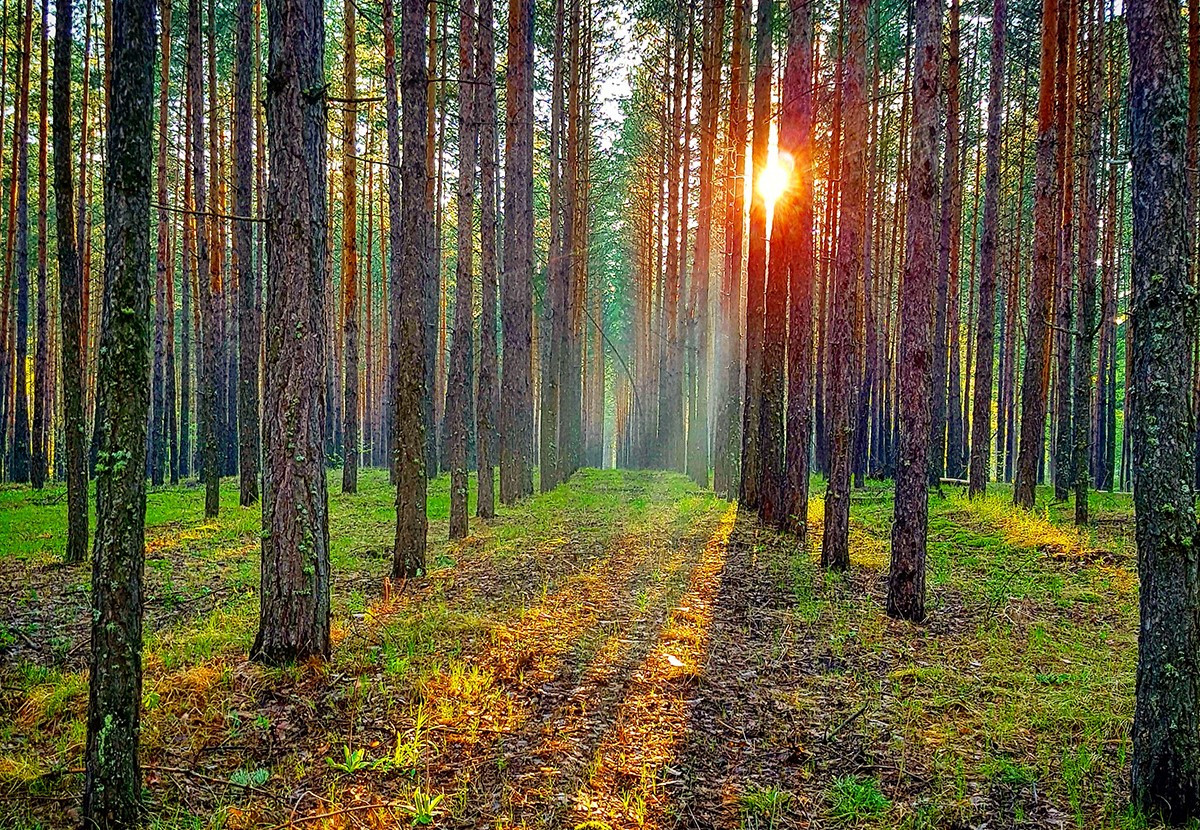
[{"xmin": 1, "ymin": 469, "xmax": 1139, "ymax": 829}]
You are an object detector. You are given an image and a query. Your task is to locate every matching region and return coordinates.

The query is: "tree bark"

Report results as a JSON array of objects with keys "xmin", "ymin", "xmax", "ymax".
[
  {"xmin": 81, "ymin": 0, "xmax": 154, "ymax": 817},
  {"xmin": 252, "ymin": 0, "xmax": 331, "ymax": 664},
  {"xmin": 1014, "ymin": 0, "xmax": 1059, "ymax": 509},
  {"xmin": 968, "ymin": 0, "xmax": 1004, "ymax": 498},
  {"xmin": 188, "ymin": 0, "xmax": 218, "ymax": 516},
  {"xmin": 1128, "ymin": 0, "xmax": 1200, "ymax": 819},
  {"xmin": 30, "ymin": 0, "xmax": 48, "ymax": 489},
  {"xmin": 888, "ymin": 0, "xmax": 942, "ymax": 622},
  {"xmin": 340, "ymin": 0, "xmax": 359, "ymax": 494},
  {"xmin": 53, "ymin": 0, "xmax": 85, "ymax": 562},
  {"xmin": 739, "ymin": 0, "xmax": 772, "ymax": 511},
  {"xmin": 236, "ymin": 0, "xmax": 260, "ymax": 504},
  {"xmin": 500, "ymin": 0, "xmax": 534, "ymax": 502},
  {"xmin": 784, "ymin": 0, "xmax": 814, "ymax": 539},
  {"xmin": 714, "ymin": 0, "xmax": 749, "ymax": 499},
  {"xmin": 1072, "ymin": 0, "xmax": 1100, "ymax": 525},
  {"xmin": 685, "ymin": 0, "xmax": 722, "ymax": 488},
  {"xmin": 823, "ymin": 0, "xmax": 867, "ymax": 570},
  {"xmin": 929, "ymin": 0, "xmax": 960, "ymax": 485},
  {"xmin": 389, "ymin": 0, "xmax": 430, "ymax": 577},
  {"xmin": 476, "ymin": 0, "xmax": 498, "ymax": 518},
  {"xmin": 10, "ymin": 0, "xmax": 31, "ymax": 484},
  {"xmin": 447, "ymin": 0, "xmax": 477, "ymax": 538}
]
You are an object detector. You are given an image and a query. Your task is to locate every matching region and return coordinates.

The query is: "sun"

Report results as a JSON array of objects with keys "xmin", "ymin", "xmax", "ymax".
[{"xmin": 758, "ymin": 150, "xmax": 794, "ymax": 210}]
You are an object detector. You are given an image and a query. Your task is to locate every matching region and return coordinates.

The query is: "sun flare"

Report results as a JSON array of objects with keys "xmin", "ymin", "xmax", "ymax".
[{"xmin": 758, "ymin": 150, "xmax": 794, "ymax": 209}]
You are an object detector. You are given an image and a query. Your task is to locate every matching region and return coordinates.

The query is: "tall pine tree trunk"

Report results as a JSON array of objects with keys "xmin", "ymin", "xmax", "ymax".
[
  {"xmin": 1072, "ymin": 0, "xmax": 1100, "ymax": 525},
  {"xmin": 1014, "ymin": 0, "xmax": 1059, "ymax": 509},
  {"xmin": 389, "ymin": 0, "xmax": 430, "ymax": 576},
  {"xmin": 252, "ymin": 0, "xmax": 331, "ymax": 664},
  {"xmin": 784, "ymin": 0, "xmax": 814, "ymax": 539},
  {"xmin": 30, "ymin": 0, "xmax": 48, "ymax": 489},
  {"xmin": 81, "ymin": 0, "xmax": 154, "ymax": 817},
  {"xmin": 739, "ymin": 0, "xmax": 772, "ymax": 511},
  {"xmin": 236, "ymin": 0, "xmax": 260, "ymax": 503},
  {"xmin": 476, "ymin": 0, "xmax": 498, "ymax": 517},
  {"xmin": 10, "ymin": 0, "xmax": 31, "ymax": 483},
  {"xmin": 969, "ymin": 0, "xmax": 1005, "ymax": 498},
  {"xmin": 500, "ymin": 0, "xmax": 534, "ymax": 502},
  {"xmin": 823, "ymin": 0, "xmax": 867, "ymax": 570},
  {"xmin": 447, "ymin": 0, "xmax": 477, "ymax": 538},
  {"xmin": 889, "ymin": 0, "xmax": 942, "ymax": 621},
  {"xmin": 1128, "ymin": 0, "xmax": 1200, "ymax": 819},
  {"xmin": 52, "ymin": 0, "xmax": 86, "ymax": 561},
  {"xmin": 341, "ymin": 0, "xmax": 359, "ymax": 494},
  {"xmin": 188, "ymin": 0, "xmax": 219, "ymax": 516}
]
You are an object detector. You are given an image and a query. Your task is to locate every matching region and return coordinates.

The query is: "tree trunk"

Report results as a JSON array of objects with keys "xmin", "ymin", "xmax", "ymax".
[
  {"xmin": 1072, "ymin": 0, "xmax": 1100, "ymax": 525},
  {"xmin": 929, "ymin": 0, "xmax": 960, "ymax": 486},
  {"xmin": 1014, "ymin": 0, "xmax": 1059, "ymax": 509},
  {"xmin": 823, "ymin": 0, "xmax": 866, "ymax": 570},
  {"xmin": 476, "ymin": 0, "xmax": 498, "ymax": 517},
  {"xmin": 784, "ymin": 0, "xmax": 814, "ymax": 539},
  {"xmin": 188, "ymin": 0, "xmax": 218, "ymax": 516},
  {"xmin": 53, "ymin": 0, "xmax": 85, "ymax": 560},
  {"xmin": 685, "ymin": 0, "xmax": 721, "ymax": 488},
  {"xmin": 969, "ymin": 0, "xmax": 1005, "ymax": 499},
  {"xmin": 739, "ymin": 0, "xmax": 772, "ymax": 511},
  {"xmin": 888, "ymin": 0, "xmax": 942, "ymax": 622},
  {"xmin": 500, "ymin": 0, "xmax": 534, "ymax": 502},
  {"xmin": 541, "ymin": 0, "xmax": 566, "ymax": 490},
  {"xmin": 340, "ymin": 0, "xmax": 359, "ymax": 494},
  {"xmin": 81, "ymin": 0, "xmax": 153, "ymax": 817},
  {"xmin": 30, "ymin": 0, "xmax": 48, "ymax": 489},
  {"xmin": 447, "ymin": 0, "xmax": 477, "ymax": 538},
  {"xmin": 1128, "ymin": 0, "xmax": 1200, "ymax": 819},
  {"xmin": 233, "ymin": 0, "xmax": 259, "ymax": 504},
  {"xmin": 389, "ymin": 0, "xmax": 430, "ymax": 577},
  {"xmin": 252, "ymin": 0, "xmax": 331, "ymax": 665},
  {"xmin": 180, "ymin": 89, "xmax": 193, "ymax": 480},
  {"xmin": 1052, "ymin": 0, "xmax": 1078, "ymax": 502},
  {"xmin": 714, "ymin": 0, "xmax": 749, "ymax": 499},
  {"xmin": 10, "ymin": 0, "xmax": 31, "ymax": 484}
]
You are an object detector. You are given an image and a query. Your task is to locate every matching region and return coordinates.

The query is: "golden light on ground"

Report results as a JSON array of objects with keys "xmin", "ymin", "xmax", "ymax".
[{"xmin": 757, "ymin": 150, "xmax": 794, "ymax": 210}]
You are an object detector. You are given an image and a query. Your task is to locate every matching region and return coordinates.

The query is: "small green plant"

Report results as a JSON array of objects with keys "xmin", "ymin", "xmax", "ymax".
[
  {"xmin": 984, "ymin": 756, "xmax": 1035, "ymax": 788},
  {"xmin": 740, "ymin": 784, "xmax": 791, "ymax": 829},
  {"xmin": 229, "ymin": 767, "xmax": 269, "ymax": 788},
  {"xmin": 326, "ymin": 745, "xmax": 372, "ymax": 774},
  {"xmin": 400, "ymin": 786, "xmax": 444, "ymax": 826},
  {"xmin": 828, "ymin": 776, "xmax": 889, "ymax": 824}
]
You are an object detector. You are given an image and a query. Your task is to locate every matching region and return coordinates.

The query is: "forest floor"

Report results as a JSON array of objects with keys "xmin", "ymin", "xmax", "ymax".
[{"xmin": 0, "ymin": 467, "xmax": 1150, "ymax": 829}]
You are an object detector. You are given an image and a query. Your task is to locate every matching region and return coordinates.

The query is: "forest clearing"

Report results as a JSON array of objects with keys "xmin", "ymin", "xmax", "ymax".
[{"xmin": 2, "ymin": 471, "xmax": 1139, "ymax": 828}]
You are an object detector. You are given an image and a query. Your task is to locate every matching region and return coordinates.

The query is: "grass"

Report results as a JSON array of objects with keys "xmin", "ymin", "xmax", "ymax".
[{"xmin": 0, "ymin": 468, "xmax": 1165, "ymax": 829}]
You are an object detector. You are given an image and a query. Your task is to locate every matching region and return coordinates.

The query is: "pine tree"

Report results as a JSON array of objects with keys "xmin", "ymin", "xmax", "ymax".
[
  {"xmin": 1128, "ymin": 0, "xmax": 1200, "ymax": 819},
  {"xmin": 54, "ymin": 0, "xmax": 87, "ymax": 563},
  {"xmin": 889, "ymin": 0, "xmax": 942, "ymax": 621},
  {"xmin": 390, "ymin": 0, "xmax": 430, "ymax": 576},
  {"xmin": 82, "ymin": 0, "xmax": 155, "ymax": 816},
  {"xmin": 252, "ymin": 0, "xmax": 332, "ymax": 665}
]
